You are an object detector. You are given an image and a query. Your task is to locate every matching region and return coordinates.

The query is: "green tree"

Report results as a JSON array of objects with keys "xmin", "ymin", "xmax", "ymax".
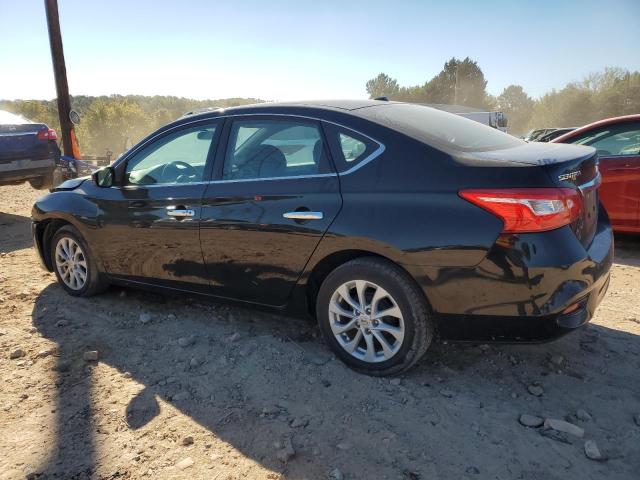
[
  {"xmin": 527, "ymin": 68, "xmax": 640, "ymax": 130},
  {"xmin": 394, "ymin": 85, "xmax": 429, "ymax": 103},
  {"xmin": 496, "ymin": 85, "xmax": 534, "ymax": 134},
  {"xmin": 365, "ymin": 73, "xmax": 400, "ymax": 99},
  {"xmin": 530, "ymin": 86, "xmax": 594, "ymax": 128},
  {"xmin": 0, "ymin": 95, "xmax": 262, "ymax": 156},
  {"xmin": 424, "ymin": 57, "xmax": 489, "ymax": 108}
]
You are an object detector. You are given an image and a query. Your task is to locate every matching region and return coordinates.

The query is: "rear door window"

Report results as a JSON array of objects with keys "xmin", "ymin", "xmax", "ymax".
[{"xmin": 222, "ymin": 118, "xmax": 332, "ymax": 180}]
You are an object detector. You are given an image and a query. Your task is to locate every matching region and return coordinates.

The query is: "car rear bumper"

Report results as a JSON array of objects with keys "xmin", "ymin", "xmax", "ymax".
[
  {"xmin": 0, "ymin": 158, "xmax": 56, "ymax": 185},
  {"xmin": 422, "ymin": 204, "xmax": 614, "ymax": 342}
]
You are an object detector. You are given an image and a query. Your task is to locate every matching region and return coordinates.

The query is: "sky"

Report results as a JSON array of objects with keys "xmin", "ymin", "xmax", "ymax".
[{"xmin": 1, "ymin": 0, "xmax": 639, "ymax": 102}]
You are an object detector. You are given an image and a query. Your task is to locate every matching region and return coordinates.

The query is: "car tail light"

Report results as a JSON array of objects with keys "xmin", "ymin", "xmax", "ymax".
[
  {"xmin": 459, "ymin": 188, "xmax": 582, "ymax": 233},
  {"xmin": 37, "ymin": 128, "xmax": 57, "ymax": 140}
]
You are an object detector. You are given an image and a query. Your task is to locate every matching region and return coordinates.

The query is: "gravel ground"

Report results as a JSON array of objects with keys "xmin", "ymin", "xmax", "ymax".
[{"xmin": 1, "ymin": 183, "xmax": 639, "ymax": 480}]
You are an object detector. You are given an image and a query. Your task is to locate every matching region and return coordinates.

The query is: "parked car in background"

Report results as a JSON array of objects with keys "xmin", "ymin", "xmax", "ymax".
[
  {"xmin": 536, "ymin": 127, "xmax": 577, "ymax": 142},
  {"xmin": 32, "ymin": 100, "xmax": 612, "ymax": 375},
  {"xmin": 553, "ymin": 114, "xmax": 640, "ymax": 233},
  {"xmin": 523, "ymin": 128, "xmax": 553, "ymax": 142},
  {"xmin": 0, "ymin": 110, "xmax": 61, "ymax": 189},
  {"xmin": 58, "ymin": 155, "xmax": 99, "ymax": 181}
]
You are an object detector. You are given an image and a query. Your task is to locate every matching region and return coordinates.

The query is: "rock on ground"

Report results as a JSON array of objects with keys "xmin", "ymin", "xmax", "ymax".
[
  {"xmin": 175, "ymin": 457, "xmax": 194, "ymax": 470},
  {"xmin": 276, "ymin": 438, "xmax": 295, "ymax": 463},
  {"xmin": 9, "ymin": 348, "xmax": 25, "ymax": 359},
  {"xmin": 527, "ymin": 385, "xmax": 544, "ymax": 397},
  {"xmin": 329, "ymin": 468, "xmax": 345, "ymax": 480},
  {"xmin": 83, "ymin": 350, "xmax": 99, "ymax": 361},
  {"xmin": 519, "ymin": 414, "xmax": 544, "ymax": 428},
  {"xmin": 584, "ymin": 440, "xmax": 603, "ymax": 461},
  {"xmin": 544, "ymin": 418, "xmax": 585, "ymax": 438}
]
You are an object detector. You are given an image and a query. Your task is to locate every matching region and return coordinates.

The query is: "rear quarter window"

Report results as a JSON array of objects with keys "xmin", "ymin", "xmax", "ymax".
[{"xmin": 323, "ymin": 123, "xmax": 382, "ymax": 173}]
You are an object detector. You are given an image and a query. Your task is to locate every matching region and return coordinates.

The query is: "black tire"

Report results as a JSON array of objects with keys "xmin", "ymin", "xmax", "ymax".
[
  {"xmin": 316, "ymin": 257, "xmax": 434, "ymax": 376},
  {"xmin": 29, "ymin": 171, "xmax": 56, "ymax": 190},
  {"xmin": 50, "ymin": 225, "xmax": 108, "ymax": 297},
  {"xmin": 28, "ymin": 176, "xmax": 47, "ymax": 190}
]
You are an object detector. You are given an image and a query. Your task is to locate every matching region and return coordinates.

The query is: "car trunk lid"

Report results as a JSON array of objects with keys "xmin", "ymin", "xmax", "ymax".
[
  {"xmin": 464, "ymin": 142, "xmax": 601, "ymax": 247},
  {"xmin": 0, "ymin": 123, "xmax": 50, "ymax": 162}
]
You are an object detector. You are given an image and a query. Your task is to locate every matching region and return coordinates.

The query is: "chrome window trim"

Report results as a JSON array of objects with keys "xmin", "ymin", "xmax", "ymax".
[
  {"xmin": 114, "ymin": 174, "xmax": 339, "ymax": 189},
  {"xmin": 209, "ymin": 172, "xmax": 337, "ymax": 184},
  {"xmin": 114, "ymin": 181, "xmax": 211, "ymax": 189},
  {"xmin": 339, "ymin": 142, "xmax": 386, "ymax": 176},
  {"xmin": 114, "ymin": 112, "xmax": 386, "ymax": 187}
]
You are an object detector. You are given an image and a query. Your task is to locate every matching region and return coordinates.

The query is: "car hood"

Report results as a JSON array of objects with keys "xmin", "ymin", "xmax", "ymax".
[
  {"xmin": 52, "ymin": 176, "xmax": 90, "ymax": 192},
  {"xmin": 454, "ymin": 142, "xmax": 595, "ymax": 167}
]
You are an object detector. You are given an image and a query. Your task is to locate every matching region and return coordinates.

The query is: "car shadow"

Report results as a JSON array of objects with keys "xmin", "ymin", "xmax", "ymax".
[
  {"xmin": 31, "ymin": 282, "xmax": 640, "ymax": 479},
  {"xmin": 0, "ymin": 211, "xmax": 33, "ymax": 253}
]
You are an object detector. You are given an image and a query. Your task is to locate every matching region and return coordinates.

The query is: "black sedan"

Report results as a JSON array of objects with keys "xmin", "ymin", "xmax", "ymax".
[
  {"xmin": 31, "ymin": 100, "xmax": 613, "ymax": 376},
  {"xmin": 0, "ymin": 110, "xmax": 61, "ymax": 189}
]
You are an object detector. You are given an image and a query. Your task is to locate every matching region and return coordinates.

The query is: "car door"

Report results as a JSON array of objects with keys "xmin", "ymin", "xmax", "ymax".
[
  {"xmin": 571, "ymin": 123, "xmax": 640, "ymax": 229},
  {"xmin": 199, "ymin": 115, "xmax": 342, "ymax": 306},
  {"xmin": 94, "ymin": 120, "xmax": 221, "ymax": 291}
]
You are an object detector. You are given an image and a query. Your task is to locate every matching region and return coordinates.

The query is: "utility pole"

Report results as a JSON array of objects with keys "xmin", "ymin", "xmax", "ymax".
[
  {"xmin": 454, "ymin": 62, "xmax": 459, "ymax": 105},
  {"xmin": 44, "ymin": 0, "xmax": 74, "ymax": 157}
]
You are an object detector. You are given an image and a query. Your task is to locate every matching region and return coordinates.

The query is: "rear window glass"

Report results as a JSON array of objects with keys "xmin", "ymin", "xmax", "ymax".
[{"xmin": 361, "ymin": 104, "xmax": 523, "ymax": 152}]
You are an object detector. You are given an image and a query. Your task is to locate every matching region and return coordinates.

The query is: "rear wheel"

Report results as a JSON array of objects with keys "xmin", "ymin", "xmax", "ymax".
[
  {"xmin": 28, "ymin": 176, "xmax": 48, "ymax": 190},
  {"xmin": 28, "ymin": 170, "xmax": 58, "ymax": 190},
  {"xmin": 50, "ymin": 225, "xmax": 108, "ymax": 297},
  {"xmin": 316, "ymin": 257, "xmax": 433, "ymax": 376}
]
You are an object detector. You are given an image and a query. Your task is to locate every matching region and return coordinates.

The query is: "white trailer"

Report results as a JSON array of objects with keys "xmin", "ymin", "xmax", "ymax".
[
  {"xmin": 424, "ymin": 104, "xmax": 509, "ymax": 133},
  {"xmin": 456, "ymin": 111, "xmax": 508, "ymax": 133}
]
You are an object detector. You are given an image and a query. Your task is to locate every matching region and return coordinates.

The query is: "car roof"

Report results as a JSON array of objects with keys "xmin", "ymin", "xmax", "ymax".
[
  {"xmin": 180, "ymin": 99, "xmax": 398, "ymax": 120},
  {"xmin": 552, "ymin": 114, "xmax": 640, "ymax": 143}
]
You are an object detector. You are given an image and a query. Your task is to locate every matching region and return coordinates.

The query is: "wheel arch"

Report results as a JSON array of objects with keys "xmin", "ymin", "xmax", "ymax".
[
  {"xmin": 304, "ymin": 249, "xmax": 435, "ymax": 321},
  {"xmin": 35, "ymin": 217, "xmax": 76, "ymax": 271}
]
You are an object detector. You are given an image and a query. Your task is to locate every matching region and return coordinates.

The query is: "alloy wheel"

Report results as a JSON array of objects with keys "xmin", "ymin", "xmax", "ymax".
[
  {"xmin": 329, "ymin": 280, "xmax": 405, "ymax": 363},
  {"xmin": 54, "ymin": 237, "xmax": 88, "ymax": 290}
]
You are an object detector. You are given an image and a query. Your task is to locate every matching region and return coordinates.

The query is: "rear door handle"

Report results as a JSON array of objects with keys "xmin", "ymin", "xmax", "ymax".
[
  {"xmin": 167, "ymin": 207, "xmax": 195, "ymax": 218},
  {"xmin": 283, "ymin": 211, "xmax": 324, "ymax": 220}
]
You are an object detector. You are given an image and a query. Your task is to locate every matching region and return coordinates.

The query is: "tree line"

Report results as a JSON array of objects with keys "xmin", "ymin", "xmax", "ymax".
[
  {"xmin": 366, "ymin": 58, "xmax": 640, "ymax": 134},
  {"xmin": 0, "ymin": 95, "xmax": 261, "ymax": 157},
  {"xmin": 1, "ymin": 59, "xmax": 638, "ymax": 157}
]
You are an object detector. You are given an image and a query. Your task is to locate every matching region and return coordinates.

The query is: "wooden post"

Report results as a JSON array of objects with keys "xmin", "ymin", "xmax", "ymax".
[{"xmin": 44, "ymin": 0, "xmax": 74, "ymax": 157}]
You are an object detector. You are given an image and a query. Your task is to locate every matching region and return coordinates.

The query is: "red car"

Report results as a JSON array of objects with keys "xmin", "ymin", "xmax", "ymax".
[{"xmin": 553, "ymin": 114, "xmax": 640, "ymax": 233}]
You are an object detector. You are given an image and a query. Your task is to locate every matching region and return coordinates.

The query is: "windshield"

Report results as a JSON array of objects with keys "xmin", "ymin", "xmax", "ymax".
[{"xmin": 361, "ymin": 103, "xmax": 523, "ymax": 152}]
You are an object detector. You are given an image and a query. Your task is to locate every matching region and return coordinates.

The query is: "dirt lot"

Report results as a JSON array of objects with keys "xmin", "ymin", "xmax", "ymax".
[{"xmin": 1, "ymin": 183, "xmax": 639, "ymax": 480}]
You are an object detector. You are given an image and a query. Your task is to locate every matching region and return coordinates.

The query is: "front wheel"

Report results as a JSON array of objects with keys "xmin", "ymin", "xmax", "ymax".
[
  {"xmin": 316, "ymin": 257, "xmax": 434, "ymax": 376},
  {"xmin": 50, "ymin": 225, "xmax": 108, "ymax": 297}
]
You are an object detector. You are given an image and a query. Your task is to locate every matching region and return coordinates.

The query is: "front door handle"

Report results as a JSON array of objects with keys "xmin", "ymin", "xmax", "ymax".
[
  {"xmin": 167, "ymin": 207, "xmax": 195, "ymax": 218},
  {"xmin": 283, "ymin": 211, "xmax": 324, "ymax": 220}
]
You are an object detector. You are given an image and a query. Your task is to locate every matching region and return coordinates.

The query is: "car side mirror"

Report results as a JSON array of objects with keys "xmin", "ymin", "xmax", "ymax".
[{"xmin": 92, "ymin": 166, "xmax": 115, "ymax": 188}]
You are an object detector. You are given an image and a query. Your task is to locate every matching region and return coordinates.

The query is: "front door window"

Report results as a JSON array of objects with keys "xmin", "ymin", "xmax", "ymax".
[{"xmin": 125, "ymin": 125, "xmax": 217, "ymax": 185}]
